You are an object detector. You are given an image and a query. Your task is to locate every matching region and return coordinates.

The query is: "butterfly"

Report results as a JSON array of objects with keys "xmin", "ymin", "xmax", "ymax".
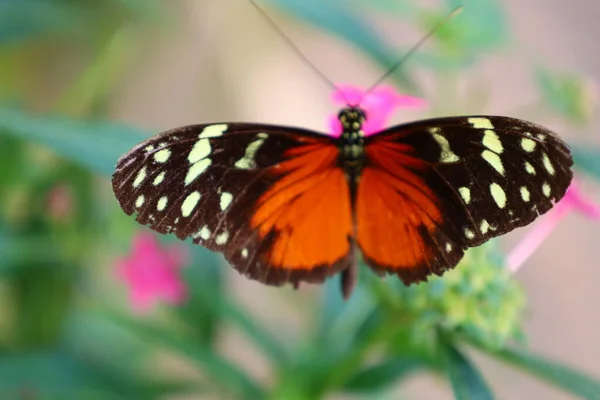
[{"xmin": 112, "ymin": 99, "xmax": 573, "ymax": 297}]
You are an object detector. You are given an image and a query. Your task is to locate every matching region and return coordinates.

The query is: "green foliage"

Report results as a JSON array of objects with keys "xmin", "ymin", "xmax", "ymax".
[
  {"xmin": 441, "ymin": 339, "xmax": 495, "ymax": 400},
  {"xmin": 0, "ymin": 0, "xmax": 598, "ymax": 399}
]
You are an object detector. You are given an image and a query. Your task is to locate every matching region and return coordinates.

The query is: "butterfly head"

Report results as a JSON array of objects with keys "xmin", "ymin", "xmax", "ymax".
[{"xmin": 338, "ymin": 107, "xmax": 367, "ymax": 136}]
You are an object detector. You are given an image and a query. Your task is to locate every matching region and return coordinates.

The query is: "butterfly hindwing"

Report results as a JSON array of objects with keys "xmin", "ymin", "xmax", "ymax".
[
  {"xmin": 357, "ymin": 115, "xmax": 573, "ymax": 284},
  {"xmin": 112, "ymin": 123, "xmax": 354, "ymax": 287}
]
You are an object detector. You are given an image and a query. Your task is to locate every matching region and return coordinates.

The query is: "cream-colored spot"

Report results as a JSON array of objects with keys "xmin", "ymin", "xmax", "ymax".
[
  {"xmin": 482, "ymin": 130, "xmax": 503, "ymax": 153},
  {"xmin": 242, "ymin": 248, "xmax": 249, "ymax": 258},
  {"xmin": 542, "ymin": 182, "xmax": 551, "ymax": 197},
  {"xmin": 480, "ymin": 219, "xmax": 490, "ymax": 235},
  {"xmin": 537, "ymin": 133, "xmax": 546, "ymax": 140},
  {"xmin": 174, "ymin": 217, "xmax": 179, "ymax": 224},
  {"xmin": 199, "ymin": 226, "xmax": 211, "ymax": 240},
  {"xmin": 464, "ymin": 228, "xmax": 475, "ymax": 240},
  {"xmin": 185, "ymin": 158, "xmax": 212, "ymax": 186},
  {"xmin": 145, "ymin": 145, "xmax": 154, "ymax": 152},
  {"xmin": 468, "ymin": 117, "xmax": 495, "ymax": 130},
  {"xmin": 482, "ymin": 150, "xmax": 505, "ymax": 175},
  {"xmin": 188, "ymin": 139, "xmax": 211, "ymax": 164},
  {"xmin": 235, "ymin": 133, "xmax": 268, "ymax": 169},
  {"xmin": 153, "ymin": 171, "xmax": 165, "ymax": 186},
  {"xmin": 216, "ymin": 231, "xmax": 229, "ymax": 245},
  {"xmin": 199, "ymin": 124, "xmax": 228, "ymax": 139},
  {"xmin": 459, "ymin": 187, "xmax": 471, "ymax": 204},
  {"xmin": 133, "ymin": 167, "xmax": 147, "ymax": 188},
  {"xmin": 220, "ymin": 192, "xmax": 233, "ymax": 211},
  {"xmin": 542, "ymin": 152, "xmax": 555, "ymax": 175},
  {"xmin": 181, "ymin": 191, "xmax": 201, "ymax": 217},
  {"xmin": 525, "ymin": 161, "xmax": 536, "ymax": 175},
  {"xmin": 154, "ymin": 148, "xmax": 171, "ymax": 163},
  {"xmin": 135, "ymin": 195, "xmax": 145, "ymax": 208},
  {"xmin": 445, "ymin": 243, "xmax": 452, "ymax": 253},
  {"xmin": 489, "ymin": 182, "xmax": 507, "ymax": 208},
  {"xmin": 431, "ymin": 130, "xmax": 460, "ymax": 163},
  {"xmin": 520, "ymin": 186, "xmax": 531, "ymax": 202},
  {"xmin": 157, "ymin": 196, "xmax": 168, "ymax": 211},
  {"xmin": 521, "ymin": 137, "xmax": 536, "ymax": 152}
]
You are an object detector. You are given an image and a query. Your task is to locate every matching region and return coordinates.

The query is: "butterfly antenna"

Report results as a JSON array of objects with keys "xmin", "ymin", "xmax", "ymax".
[
  {"xmin": 359, "ymin": 6, "xmax": 463, "ymax": 104},
  {"xmin": 249, "ymin": 0, "xmax": 351, "ymax": 104}
]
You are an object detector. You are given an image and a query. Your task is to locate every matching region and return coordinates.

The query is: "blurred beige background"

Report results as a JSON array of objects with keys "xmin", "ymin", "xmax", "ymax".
[{"xmin": 109, "ymin": 0, "xmax": 600, "ymax": 398}]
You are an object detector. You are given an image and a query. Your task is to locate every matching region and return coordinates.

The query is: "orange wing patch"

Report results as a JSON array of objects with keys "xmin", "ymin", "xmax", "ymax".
[
  {"xmin": 251, "ymin": 142, "xmax": 353, "ymax": 275},
  {"xmin": 356, "ymin": 140, "xmax": 457, "ymax": 284}
]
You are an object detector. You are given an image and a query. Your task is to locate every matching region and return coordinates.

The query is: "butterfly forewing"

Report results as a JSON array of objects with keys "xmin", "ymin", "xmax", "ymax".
[
  {"xmin": 112, "ymin": 123, "xmax": 355, "ymax": 286},
  {"xmin": 358, "ymin": 115, "xmax": 573, "ymax": 283}
]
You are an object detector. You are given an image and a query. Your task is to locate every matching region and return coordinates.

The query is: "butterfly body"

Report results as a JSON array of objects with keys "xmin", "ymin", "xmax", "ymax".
[{"xmin": 113, "ymin": 111, "xmax": 573, "ymax": 297}]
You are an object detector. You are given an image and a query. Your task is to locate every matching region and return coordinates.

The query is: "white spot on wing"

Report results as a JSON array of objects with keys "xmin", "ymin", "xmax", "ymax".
[
  {"xmin": 464, "ymin": 228, "xmax": 475, "ymax": 240},
  {"xmin": 468, "ymin": 117, "xmax": 494, "ymax": 129},
  {"xmin": 242, "ymin": 248, "xmax": 249, "ymax": 258},
  {"xmin": 199, "ymin": 124, "xmax": 227, "ymax": 139},
  {"xmin": 220, "ymin": 192, "xmax": 233, "ymax": 211},
  {"xmin": 181, "ymin": 191, "xmax": 201, "ymax": 217},
  {"xmin": 525, "ymin": 161, "xmax": 536, "ymax": 175},
  {"xmin": 154, "ymin": 148, "xmax": 171, "ymax": 163},
  {"xmin": 157, "ymin": 196, "xmax": 168, "ymax": 211},
  {"xmin": 520, "ymin": 186, "xmax": 531, "ymax": 202},
  {"xmin": 145, "ymin": 145, "xmax": 154, "ymax": 152},
  {"xmin": 185, "ymin": 158, "xmax": 212, "ymax": 186},
  {"xmin": 542, "ymin": 152, "xmax": 555, "ymax": 175},
  {"xmin": 235, "ymin": 133, "xmax": 268, "ymax": 169},
  {"xmin": 133, "ymin": 167, "xmax": 147, "ymax": 188},
  {"xmin": 480, "ymin": 219, "xmax": 490, "ymax": 235},
  {"xmin": 482, "ymin": 130, "xmax": 503, "ymax": 153},
  {"xmin": 521, "ymin": 137, "xmax": 536, "ymax": 152},
  {"xmin": 459, "ymin": 187, "xmax": 471, "ymax": 204},
  {"xmin": 445, "ymin": 243, "xmax": 452, "ymax": 253},
  {"xmin": 215, "ymin": 231, "xmax": 229, "ymax": 245},
  {"xmin": 430, "ymin": 129, "xmax": 460, "ymax": 163},
  {"xmin": 489, "ymin": 182, "xmax": 507, "ymax": 208},
  {"xmin": 153, "ymin": 171, "xmax": 165, "ymax": 186},
  {"xmin": 198, "ymin": 226, "xmax": 211, "ymax": 240},
  {"xmin": 542, "ymin": 182, "xmax": 551, "ymax": 197},
  {"xmin": 188, "ymin": 139, "xmax": 211, "ymax": 164},
  {"xmin": 135, "ymin": 195, "xmax": 145, "ymax": 208},
  {"xmin": 482, "ymin": 150, "xmax": 505, "ymax": 175}
]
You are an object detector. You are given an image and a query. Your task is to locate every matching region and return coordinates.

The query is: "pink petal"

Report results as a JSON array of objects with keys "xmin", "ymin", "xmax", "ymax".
[
  {"xmin": 115, "ymin": 231, "xmax": 189, "ymax": 314},
  {"xmin": 328, "ymin": 84, "xmax": 426, "ymax": 135}
]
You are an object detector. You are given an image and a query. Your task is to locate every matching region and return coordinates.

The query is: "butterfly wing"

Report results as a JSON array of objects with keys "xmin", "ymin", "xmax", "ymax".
[
  {"xmin": 356, "ymin": 116, "xmax": 573, "ymax": 284},
  {"xmin": 112, "ymin": 123, "xmax": 354, "ymax": 287}
]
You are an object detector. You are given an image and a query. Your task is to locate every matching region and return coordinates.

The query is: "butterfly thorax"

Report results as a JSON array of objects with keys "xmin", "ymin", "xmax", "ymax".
[{"xmin": 338, "ymin": 107, "xmax": 367, "ymax": 179}]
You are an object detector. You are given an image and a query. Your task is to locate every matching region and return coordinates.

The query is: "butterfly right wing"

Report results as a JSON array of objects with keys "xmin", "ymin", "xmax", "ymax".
[
  {"xmin": 112, "ymin": 123, "xmax": 354, "ymax": 287},
  {"xmin": 356, "ymin": 116, "xmax": 573, "ymax": 284}
]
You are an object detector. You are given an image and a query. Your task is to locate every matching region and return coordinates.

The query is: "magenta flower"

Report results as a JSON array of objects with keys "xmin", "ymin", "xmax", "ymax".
[
  {"xmin": 328, "ymin": 84, "xmax": 426, "ymax": 136},
  {"xmin": 116, "ymin": 231, "xmax": 189, "ymax": 314},
  {"xmin": 507, "ymin": 179, "xmax": 600, "ymax": 273}
]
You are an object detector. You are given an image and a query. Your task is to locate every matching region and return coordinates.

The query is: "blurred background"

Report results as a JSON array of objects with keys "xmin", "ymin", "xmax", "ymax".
[{"xmin": 0, "ymin": 0, "xmax": 599, "ymax": 399}]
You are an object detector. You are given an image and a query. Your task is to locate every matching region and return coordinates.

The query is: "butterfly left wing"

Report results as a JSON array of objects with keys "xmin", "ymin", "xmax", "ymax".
[
  {"xmin": 356, "ymin": 116, "xmax": 573, "ymax": 284},
  {"xmin": 112, "ymin": 123, "xmax": 354, "ymax": 287}
]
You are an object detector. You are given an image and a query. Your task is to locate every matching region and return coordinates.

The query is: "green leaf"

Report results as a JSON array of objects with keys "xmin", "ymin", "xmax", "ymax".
[
  {"xmin": 572, "ymin": 145, "xmax": 600, "ymax": 181},
  {"xmin": 536, "ymin": 68, "xmax": 596, "ymax": 124},
  {"xmin": 493, "ymin": 347, "xmax": 600, "ymax": 400},
  {"xmin": 441, "ymin": 340, "xmax": 495, "ymax": 400},
  {"xmin": 0, "ymin": 107, "xmax": 148, "ymax": 177},
  {"xmin": 343, "ymin": 358, "xmax": 423, "ymax": 393},
  {"xmin": 105, "ymin": 314, "xmax": 267, "ymax": 400},
  {"xmin": 0, "ymin": 0, "xmax": 85, "ymax": 44}
]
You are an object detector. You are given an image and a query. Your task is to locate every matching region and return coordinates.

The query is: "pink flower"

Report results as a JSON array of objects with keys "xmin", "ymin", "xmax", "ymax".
[
  {"xmin": 328, "ymin": 84, "xmax": 426, "ymax": 136},
  {"xmin": 46, "ymin": 183, "xmax": 74, "ymax": 221},
  {"xmin": 507, "ymin": 179, "xmax": 600, "ymax": 273},
  {"xmin": 116, "ymin": 231, "xmax": 189, "ymax": 314}
]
